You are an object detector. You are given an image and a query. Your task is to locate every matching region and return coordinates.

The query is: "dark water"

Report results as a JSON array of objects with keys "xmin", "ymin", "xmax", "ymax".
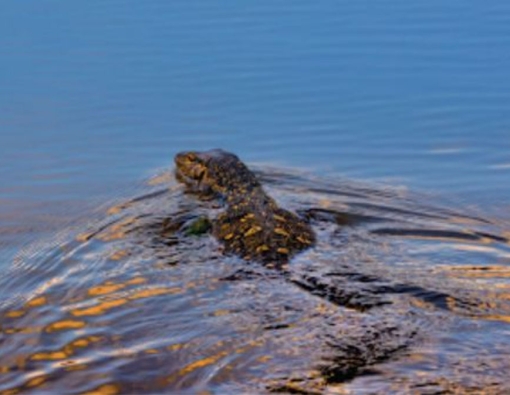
[
  {"xmin": 2, "ymin": 169, "xmax": 510, "ymax": 394},
  {"xmin": 1, "ymin": 1, "xmax": 510, "ymax": 394}
]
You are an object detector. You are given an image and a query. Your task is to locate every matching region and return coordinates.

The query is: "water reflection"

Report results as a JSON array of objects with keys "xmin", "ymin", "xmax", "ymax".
[{"xmin": 1, "ymin": 168, "xmax": 510, "ymax": 393}]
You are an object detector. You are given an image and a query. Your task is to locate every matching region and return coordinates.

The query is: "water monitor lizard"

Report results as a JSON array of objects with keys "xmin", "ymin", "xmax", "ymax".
[{"xmin": 174, "ymin": 149, "xmax": 315, "ymax": 265}]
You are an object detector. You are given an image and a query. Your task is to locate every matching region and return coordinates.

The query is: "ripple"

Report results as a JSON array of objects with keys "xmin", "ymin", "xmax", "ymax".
[{"xmin": 1, "ymin": 166, "xmax": 509, "ymax": 393}]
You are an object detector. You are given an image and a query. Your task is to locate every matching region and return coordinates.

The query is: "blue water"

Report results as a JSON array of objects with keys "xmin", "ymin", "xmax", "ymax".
[
  {"xmin": 1, "ymin": 1, "xmax": 510, "ymax": 209},
  {"xmin": 1, "ymin": 2, "xmax": 510, "ymax": 392}
]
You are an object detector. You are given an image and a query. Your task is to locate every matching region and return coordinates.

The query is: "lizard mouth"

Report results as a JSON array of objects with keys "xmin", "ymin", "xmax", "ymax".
[
  {"xmin": 175, "ymin": 167, "xmax": 204, "ymax": 187},
  {"xmin": 173, "ymin": 151, "xmax": 218, "ymax": 198},
  {"xmin": 175, "ymin": 163, "xmax": 209, "ymax": 194},
  {"xmin": 174, "ymin": 152, "xmax": 206, "ymax": 188}
]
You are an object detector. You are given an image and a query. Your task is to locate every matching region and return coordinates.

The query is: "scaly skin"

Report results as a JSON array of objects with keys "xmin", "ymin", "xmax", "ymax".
[{"xmin": 174, "ymin": 149, "xmax": 315, "ymax": 264}]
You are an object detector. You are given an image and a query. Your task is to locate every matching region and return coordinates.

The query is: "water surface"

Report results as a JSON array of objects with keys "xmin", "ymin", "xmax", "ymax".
[{"xmin": 1, "ymin": 1, "xmax": 510, "ymax": 393}]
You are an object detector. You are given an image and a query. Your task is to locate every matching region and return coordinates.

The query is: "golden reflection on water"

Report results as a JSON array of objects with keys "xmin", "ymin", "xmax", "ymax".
[
  {"xmin": 108, "ymin": 249, "xmax": 130, "ymax": 261},
  {"xmin": 71, "ymin": 299, "xmax": 129, "ymax": 317},
  {"xmin": 26, "ymin": 296, "xmax": 47, "ymax": 308},
  {"xmin": 4, "ymin": 295, "xmax": 50, "ymax": 320},
  {"xmin": 31, "ymin": 336, "xmax": 104, "ymax": 362},
  {"xmin": 71, "ymin": 285, "xmax": 179, "ymax": 317},
  {"xmin": 81, "ymin": 384, "xmax": 120, "ymax": 395},
  {"xmin": 97, "ymin": 217, "xmax": 138, "ymax": 242},
  {"xmin": 5, "ymin": 310, "xmax": 24, "ymax": 318},
  {"xmin": 441, "ymin": 264, "xmax": 510, "ymax": 278},
  {"xmin": 164, "ymin": 337, "xmax": 271, "ymax": 388},
  {"xmin": 146, "ymin": 171, "xmax": 173, "ymax": 186},
  {"xmin": 0, "ymin": 268, "xmax": 189, "ymax": 394},
  {"xmin": 106, "ymin": 203, "xmax": 132, "ymax": 216},
  {"xmin": 46, "ymin": 320, "xmax": 86, "ymax": 332},
  {"xmin": 87, "ymin": 277, "xmax": 146, "ymax": 297},
  {"xmin": 172, "ymin": 350, "xmax": 230, "ymax": 379},
  {"xmin": 75, "ymin": 214, "xmax": 139, "ymax": 243},
  {"xmin": 2, "ymin": 168, "xmax": 510, "ymax": 394}
]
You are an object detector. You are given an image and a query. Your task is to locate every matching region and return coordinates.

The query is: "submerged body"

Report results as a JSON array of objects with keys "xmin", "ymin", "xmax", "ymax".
[{"xmin": 174, "ymin": 149, "xmax": 315, "ymax": 263}]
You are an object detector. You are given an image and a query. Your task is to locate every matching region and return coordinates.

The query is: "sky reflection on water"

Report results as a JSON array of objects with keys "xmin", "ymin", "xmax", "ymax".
[
  {"xmin": 0, "ymin": 3, "xmax": 509, "ymax": 391},
  {"xmin": 1, "ymin": 1, "xmax": 509, "ymax": 206}
]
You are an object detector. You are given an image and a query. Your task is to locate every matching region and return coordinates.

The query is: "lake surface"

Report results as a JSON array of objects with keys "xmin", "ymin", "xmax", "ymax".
[{"xmin": 1, "ymin": 1, "xmax": 510, "ymax": 394}]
